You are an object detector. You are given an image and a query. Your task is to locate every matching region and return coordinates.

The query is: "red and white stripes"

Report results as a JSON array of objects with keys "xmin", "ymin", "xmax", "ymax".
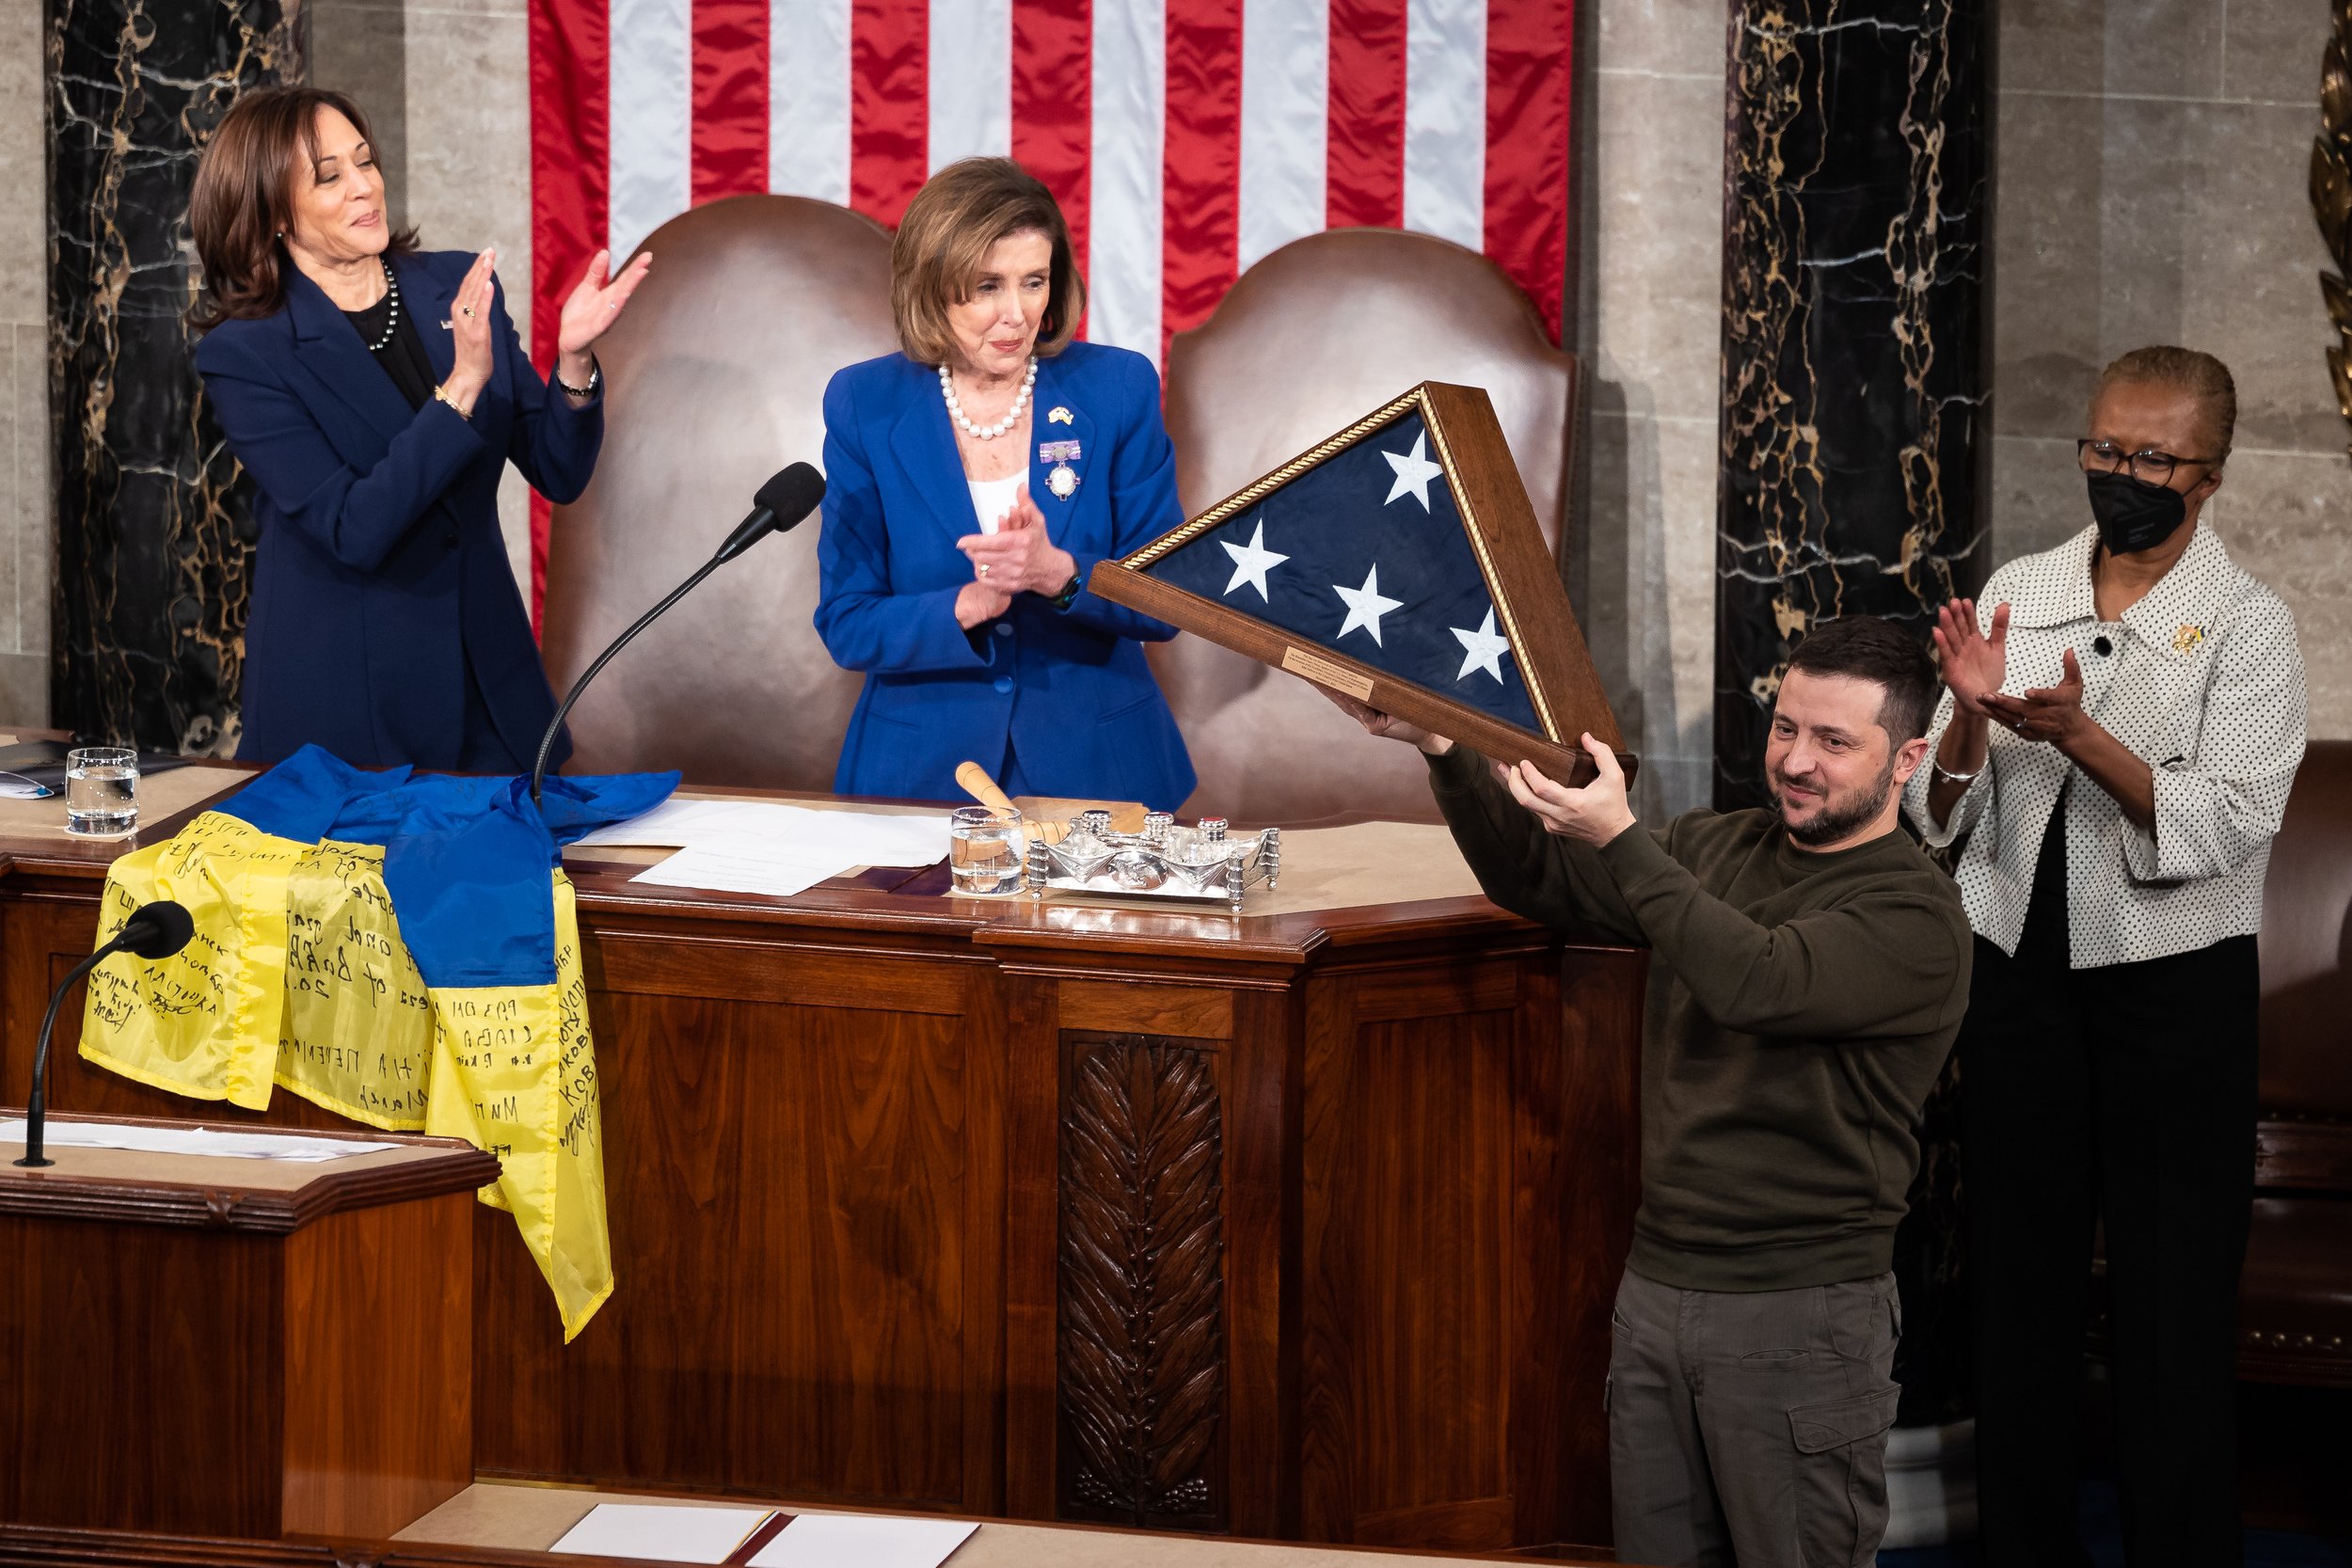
[{"xmin": 528, "ymin": 0, "xmax": 1570, "ymax": 607}]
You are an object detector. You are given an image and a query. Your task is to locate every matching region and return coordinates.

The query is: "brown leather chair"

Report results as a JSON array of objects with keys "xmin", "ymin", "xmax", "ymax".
[
  {"xmin": 2238, "ymin": 738, "xmax": 2352, "ymax": 1386},
  {"xmin": 1159, "ymin": 227, "xmax": 1581, "ymax": 823},
  {"xmin": 538, "ymin": 195, "xmax": 894, "ymax": 789},
  {"xmin": 2088, "ymin": 740, "xmax": 2352, "ymax": 1387}
]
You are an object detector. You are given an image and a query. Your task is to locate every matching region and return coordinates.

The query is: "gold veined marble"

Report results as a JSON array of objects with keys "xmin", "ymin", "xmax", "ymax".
[
  {"xmin": 2312, "ymin": 0, "xmax": 2352, "ymax": 457},
  {"xmin": 48, "ymin": 0, "xmax": 291, "ymax": 752},
  {"xmin": 1714, "ymin": 0, "xmax": 1988, "ymax": 809}
]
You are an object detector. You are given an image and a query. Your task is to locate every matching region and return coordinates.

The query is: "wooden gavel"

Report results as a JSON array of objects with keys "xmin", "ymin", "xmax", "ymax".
[{"xmin": 953, "ymin": 761, "xmax": 1073, "ymax": 845}]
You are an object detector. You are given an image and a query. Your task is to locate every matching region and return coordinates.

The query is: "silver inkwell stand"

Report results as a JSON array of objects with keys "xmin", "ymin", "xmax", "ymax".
[{"xmin": 1025, "ymin": 811, "xmax": 1280, "ymax": 913}]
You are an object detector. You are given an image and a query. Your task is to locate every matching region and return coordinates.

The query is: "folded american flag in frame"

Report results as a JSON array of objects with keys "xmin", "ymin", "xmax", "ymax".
[{"xmin": 1091, "ymin": 382, "xmax": 1633, "ymax": 787}]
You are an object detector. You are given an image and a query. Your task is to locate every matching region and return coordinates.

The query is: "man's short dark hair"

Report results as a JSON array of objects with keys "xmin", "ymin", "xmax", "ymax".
[{"xmin": 1783, "ymin": 616, "xmax": 1939, "ymax": 744}]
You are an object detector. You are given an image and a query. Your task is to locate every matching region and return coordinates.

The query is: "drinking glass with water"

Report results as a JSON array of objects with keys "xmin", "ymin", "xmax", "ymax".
[
  {"xmin": 948, "ymin": 805, "xmax": 1025, "ymax": 895},
  {"xmin": 66, "ymin": 747, "xmax": 138, "ymax": 836}
]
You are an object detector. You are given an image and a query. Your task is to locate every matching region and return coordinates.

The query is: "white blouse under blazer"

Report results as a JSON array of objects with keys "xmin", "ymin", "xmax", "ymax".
[{"xmin": 1902, "ymin": 522, "xmax": 2306, "ymax": 969}]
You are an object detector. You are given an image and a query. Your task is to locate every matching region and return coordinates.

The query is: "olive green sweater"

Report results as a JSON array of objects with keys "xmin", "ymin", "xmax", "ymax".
[{"xmin": 1429, "ymin": 748, "xmax": 1972, "ymax": 1291}]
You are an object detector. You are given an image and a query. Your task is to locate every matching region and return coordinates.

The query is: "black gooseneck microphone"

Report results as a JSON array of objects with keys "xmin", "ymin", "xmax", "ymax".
[
  {"xmin": 16, "ymin": 899, "xmax": 197, "ymax": 1168},
  {"xmin": 530, "ymin": 462, "xmax": 826, "ymax": 806}
]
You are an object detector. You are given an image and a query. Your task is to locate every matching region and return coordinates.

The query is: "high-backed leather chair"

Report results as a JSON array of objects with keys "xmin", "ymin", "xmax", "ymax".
[
  {"xmin": 2239, "ymin": 739, "xmax": 2352, "ymax": 1386},
  {"xmin": 539, "ymin": 196, "xmax": 893, "ymax": 789},
  {"xmin": 1159, "ymin": 228, "xmax": 1581, "ymax": 823},
  {"xmin": 2088, "ymin": 740, "xmax": 2352, "ymax": 1386}
]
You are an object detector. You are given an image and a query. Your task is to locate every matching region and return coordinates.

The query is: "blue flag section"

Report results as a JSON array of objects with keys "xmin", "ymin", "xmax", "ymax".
[
  {"xmin": 1141, "ymin": 411, "xmax": 1542, "ymax": 734},
  {"xmin": 218, "ymin": 747, "xmax": 679, "ymax": 989}
]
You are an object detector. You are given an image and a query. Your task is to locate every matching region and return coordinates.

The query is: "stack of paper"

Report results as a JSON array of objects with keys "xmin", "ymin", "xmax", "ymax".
[
  {"xmin": 549, "ymin": 1504, "xmax": 776, "ymax": 1564},
  {"xmin": 548, "ymin": 1502, "xmax": 977, "ymax": 1568},
  {"xmin": 0, "ymin": 1119, "xmax": 398, "ymax": 1163},
  {"xmin": 572, "ymin": 799, "xmax": 953, "ymax": 900},
  {"xmin": 752, "ymin": 1514, "xmax": 977, "ymax": 1568}
]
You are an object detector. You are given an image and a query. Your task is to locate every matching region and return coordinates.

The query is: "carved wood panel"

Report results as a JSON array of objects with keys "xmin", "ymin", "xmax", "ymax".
[{"xmin": 1056, "ymin": 1034, "xmax": 1227, "ymax": 1531}]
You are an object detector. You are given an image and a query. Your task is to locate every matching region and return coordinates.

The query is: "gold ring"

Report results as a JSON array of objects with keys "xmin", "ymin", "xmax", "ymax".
[
  {"xmin": 461, "ymin": 306, "xmax": 475, "ymax": 318},
  {"xmin": 978, "ymin": 564, "xmax": 992, "ymax": 579}
]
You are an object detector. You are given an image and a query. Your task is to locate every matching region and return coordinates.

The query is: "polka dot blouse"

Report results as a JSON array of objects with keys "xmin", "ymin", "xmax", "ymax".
[{"xmin": 1901, "ymin": 522, "xmax": 2308, "ymax": 969}]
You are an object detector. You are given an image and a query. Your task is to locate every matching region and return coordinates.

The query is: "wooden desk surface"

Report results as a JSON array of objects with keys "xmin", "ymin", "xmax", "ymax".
[
  {"xmin": 0, "ymin": 1111, "xmax": 500, "ymax": 1232},
  {"xmin": 0, "ymin": 755, "xmax": 1645, "ymax": 1556},
  {"xmin": 394, "ymin": 1482, "xmax": 1616, "ymax": 1567}
]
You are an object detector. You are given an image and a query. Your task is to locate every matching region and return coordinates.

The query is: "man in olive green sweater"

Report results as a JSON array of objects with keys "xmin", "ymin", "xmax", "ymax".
[{"xmin": 1331, "ymin": 616, "xmax": 1971, "ymax": 1568}]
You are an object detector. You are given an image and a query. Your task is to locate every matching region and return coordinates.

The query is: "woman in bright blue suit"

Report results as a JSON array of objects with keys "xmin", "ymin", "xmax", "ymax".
[
  {"xmin": 188, "ymin": 87, "xmax": 647, "ymax": 770},
  {"xmin": 816, "ymin": 158, "xmax": 1195, "ymax": 810}
]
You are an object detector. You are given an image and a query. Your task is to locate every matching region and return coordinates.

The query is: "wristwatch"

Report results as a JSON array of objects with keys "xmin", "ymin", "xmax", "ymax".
[{"xmin": 1049, "ymin": 571, "xmax": 1083, "ymax": 610}]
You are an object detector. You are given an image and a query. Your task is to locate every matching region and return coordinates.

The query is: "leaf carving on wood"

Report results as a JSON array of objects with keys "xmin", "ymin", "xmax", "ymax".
[{"xmin": 1057, "ymin": 1036, "xmax": 1226, "ymax": 1526}]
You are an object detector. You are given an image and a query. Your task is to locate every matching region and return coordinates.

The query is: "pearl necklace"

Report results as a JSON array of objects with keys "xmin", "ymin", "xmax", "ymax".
[
  {"xmin": 362, "ymin": 258, "xmax": 401, "ymax": 351},
  {"xmin": 939, "ymin": 358, "xmax": 1036, "ymax": 440}
]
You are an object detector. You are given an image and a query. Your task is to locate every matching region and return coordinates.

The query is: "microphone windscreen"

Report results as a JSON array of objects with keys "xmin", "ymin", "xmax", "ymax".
[
  {"xmin": 118, "ymin": 899, "xmax": 196, "ymax": 960},
  {"xmin": 753, "ymin": 462, "xmax": 826, "ymax": 532}
]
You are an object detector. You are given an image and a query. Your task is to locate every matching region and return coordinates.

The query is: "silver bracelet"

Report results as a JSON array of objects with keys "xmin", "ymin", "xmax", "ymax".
[{"xmin": 555, "ymin": 360, "xmax": 601, "ymax": 399}]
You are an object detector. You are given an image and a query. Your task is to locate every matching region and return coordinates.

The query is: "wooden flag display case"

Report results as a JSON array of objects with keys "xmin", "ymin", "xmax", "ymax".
[{"xmin": 1090, "ymin": 382, "xmax": 1632, "ymax": 784}]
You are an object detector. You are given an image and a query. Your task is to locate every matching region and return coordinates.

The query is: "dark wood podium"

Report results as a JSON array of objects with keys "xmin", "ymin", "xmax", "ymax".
[
  {"xmin": 0, "ymin": 1112, "xmax": 499, "ymax": 1540},
  {"xmin": 0, "ymin": 773, "xmax": 1645, "ymax": 1555}
]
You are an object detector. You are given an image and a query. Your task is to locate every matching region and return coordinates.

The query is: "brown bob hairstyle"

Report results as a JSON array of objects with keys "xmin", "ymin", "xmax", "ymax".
[
  {"xmin": 891, "ymin": 157, "xmax": 1086, "ymax": 366},
  {"xmin": 187, "ymin": 87, "xmax": 417, "ymax": 329}
]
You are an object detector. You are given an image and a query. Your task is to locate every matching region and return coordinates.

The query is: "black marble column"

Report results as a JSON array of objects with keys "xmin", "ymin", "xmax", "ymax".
[
  {"xmin": 48, "ymin": 0, "xmax": 295, "ymax": 752},
  {"xmin": 1714, "ymin": 0, "xmax": 1990, "ymax": 810}
]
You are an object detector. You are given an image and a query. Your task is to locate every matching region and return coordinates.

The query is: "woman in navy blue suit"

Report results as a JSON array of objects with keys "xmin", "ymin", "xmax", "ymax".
[
  {"xmin": 816, "ymin": 158, "xmax": 1196, "ymax": 810},
  {"xmin": 188, "ymin": 87, "xmax": 648, "ymax": 770}
]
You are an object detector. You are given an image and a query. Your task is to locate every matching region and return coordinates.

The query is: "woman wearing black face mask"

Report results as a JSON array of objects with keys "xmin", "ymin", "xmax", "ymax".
[{"xmin": 1903, "ymin": 346, "xmax": 2306, "ymax": 1568}]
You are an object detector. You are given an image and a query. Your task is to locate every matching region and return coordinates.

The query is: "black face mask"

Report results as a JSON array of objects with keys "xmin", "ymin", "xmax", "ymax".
[{"xmin": 2086, "ymin": 469, "xmax": 2189, "ymax": 555}]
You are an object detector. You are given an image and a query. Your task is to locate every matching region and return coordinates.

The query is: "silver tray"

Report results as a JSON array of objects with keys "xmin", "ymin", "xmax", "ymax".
[{"xmin": 1024, "ymin": 811, "xmax": 1280, "ymax": 913}]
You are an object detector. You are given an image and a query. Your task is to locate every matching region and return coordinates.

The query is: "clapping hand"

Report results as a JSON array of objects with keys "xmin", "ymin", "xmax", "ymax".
[
  {"xmin": 1981, "ymin": 650, "xmax": 2090, "ymax": 747},
  {"xmin": 1931, "ymin": 597, "xmax": 2009, "ymax": 719},
  {"xmin": 557, "ymin": 247, "xmax": 652, "ymax": 357},
  {"xmin": 438, "ymin": 248, "xmax": 499, "ymax": 417},
  {"xmin": 957, "ymin": 486, "xmax": 1078, "ymax": 596},
  {"xmin": 1499, "ymin": 736, "xmax": 1638, "ymax": 846}
]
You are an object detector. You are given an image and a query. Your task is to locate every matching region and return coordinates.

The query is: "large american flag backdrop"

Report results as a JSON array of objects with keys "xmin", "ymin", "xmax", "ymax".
[{"xmin": 526, "ymin": 0, "xmax": 1574, "ymax": 588}]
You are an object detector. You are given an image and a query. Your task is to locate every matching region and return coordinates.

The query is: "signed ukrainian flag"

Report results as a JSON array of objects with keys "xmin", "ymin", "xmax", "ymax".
[{"xmin": 79, "ymin": 745, "xmax": 675, "ymax": 1341}]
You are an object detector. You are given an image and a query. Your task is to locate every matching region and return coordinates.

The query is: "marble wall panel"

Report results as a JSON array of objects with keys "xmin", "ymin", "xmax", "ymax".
[
  {"xmin": 12, "ymin": 325, "xmax": 45, "ymax": 676},
  {"xmin": 1580, "ymin": 12, "xmax": 1724, "ymax": 816},
  {"xmin": 1714, "ymin": 0, "xmax": 1992, "ymax": 809},
  {"xmin": 0, "ymin": 328, "xmax": 20, "ymax": 657},
  {"xmin": 1986, "ymin": 0, "xmax": 2352, "ymax": 736},
  {"xmin": 49, "ymin": 0, "xmax": 293, "ymax": 752},
  {"xmin": 402, "ymin": 0, "xmax": 533, "ymax": 591},
  {"xmin": 2220, "ymin": 0, "xmax": 2331, "ymax": 103},
  {"xmin": 1, "ymin": 0, "xmax": 47, "ymax": 725},
  {"xmin": 309, "ymin": 0, "xmax": 406, "ymax": 226},
  {"xmin": 2206, "ymin": 448, "xmax": 2352, "ymax": 735},
  {"xmin": 1995, "ymin": 0, "xmax": 2225, "ymax": 99}
]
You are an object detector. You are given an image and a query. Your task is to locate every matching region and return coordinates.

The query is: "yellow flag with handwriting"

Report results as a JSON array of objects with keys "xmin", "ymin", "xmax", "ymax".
[{"xmin": 76, "ymin": 748, "xmax": 671, "ymax": 1342}]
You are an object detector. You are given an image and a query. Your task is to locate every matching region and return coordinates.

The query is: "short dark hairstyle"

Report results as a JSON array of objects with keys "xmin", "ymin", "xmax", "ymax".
[{"xmin": 1783, "ymin": 615, "xmax": 1939, "ymax": 744}]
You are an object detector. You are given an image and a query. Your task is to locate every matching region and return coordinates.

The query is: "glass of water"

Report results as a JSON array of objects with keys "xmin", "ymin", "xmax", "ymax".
[
  {"xmin": 65, "ymin": 746, "xmax": 138, "ymax": 836},
  {"xmin": 948, "ymin": 805, "xmax": 1025, "ymax": 895}
]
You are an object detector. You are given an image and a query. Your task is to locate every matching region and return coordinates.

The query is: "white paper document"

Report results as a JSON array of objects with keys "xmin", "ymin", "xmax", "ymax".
[
  {"xmin": 629, "ymin": 845, "xmax": 845, "ymax": 900},
  {"xmin": 747, "ymin": 1513, "xmax": 977, "ymax": 1568},
  {"xmin": 0, "ymin": 1119, "xmax": 398, "ymax": 1163},
  {"xmin": 576, "ymin": 799, "xmax": 950, "ymax": 869},
  {"xmin": 549, "ymin": 1503, "xmax": 778, "ymax": 1564}
]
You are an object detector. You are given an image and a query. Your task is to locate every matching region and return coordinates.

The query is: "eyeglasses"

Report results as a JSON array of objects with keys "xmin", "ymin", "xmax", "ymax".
[{"xmin": 2076, "ymin": 438, "xmax": 2219, "ymax": 485}]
